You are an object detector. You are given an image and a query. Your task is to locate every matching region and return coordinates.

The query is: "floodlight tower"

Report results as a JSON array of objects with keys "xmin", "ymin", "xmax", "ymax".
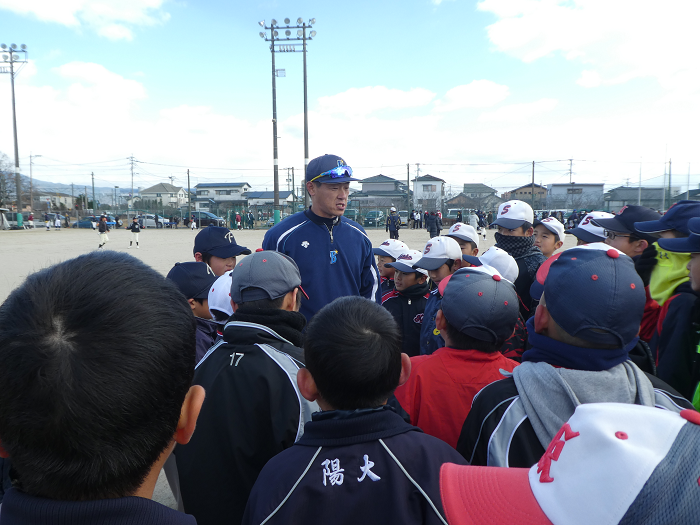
[
  {"xmin": 1, "ymin": 43, "xmax": 28, "ymax": 212},
  {"xmin": 259, "ymin": 18, "xmax": 316, "ymax": 222}
]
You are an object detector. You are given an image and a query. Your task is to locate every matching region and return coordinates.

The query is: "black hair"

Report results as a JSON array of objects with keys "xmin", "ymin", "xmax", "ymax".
[
  {"xmin": 441, "ymin": 317, "xmax": 504, "ymax": 353},
  {"xmin": 520, "ymin": 221, "xmax": 533, "ymax": 233},
  {"xmin": 304, "ymin": 296, "xmax": 402, "ymax": 410},
  {"xmin": 193, "ymin": 297, "xmax": 206, "ymax": 306},
  {"xmin": 466, "ymin": 240, "xmax": 477, "ymax": 251},
  {"xmin": 237, "ymin": 287, "xmax": 302, "ymax": 310},
  {"xmin": 210, "ymin": 309, "xmax": 231, "ymax": 323},
  {"xmin": 0, "ymin": 251, "xmax": 196, "ymax": 500},
  {"xmin": 200, "ymin": 252, "xmax": 213, "ymax": 264}
]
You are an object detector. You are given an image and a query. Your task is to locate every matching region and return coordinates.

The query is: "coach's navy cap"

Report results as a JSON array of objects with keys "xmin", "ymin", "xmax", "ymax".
[
  {"xmin": 193, "ymin": 226, "xmax": 251, "ymax": 258},
  {"xmin": 230, "ymin": 250, "xmax": 308, "ymax": 303},
  {"xmin": 167, "ymin": 262, "xmax": 218, "ymax": 300},
  {"xmin": 306, "ymin": 154, "xmax": 358, "ymax": 184},
  {"xmin": 591, "ymin": 205, "xmax": 660, "ymax": 242},
  {"xmin": 658, "ymin": 217, "xmax": 700, "ymax": 253},
  {"xmin": 635, "ymin": 200, "xmax": 700, "ymax": 236},
  {"xmin": 530, "ymin": 243, "xmax": 644, "ymax": 347}
]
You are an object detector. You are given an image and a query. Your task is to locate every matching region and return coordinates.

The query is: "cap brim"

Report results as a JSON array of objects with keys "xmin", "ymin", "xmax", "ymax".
[
  {"xmin": 413, "ymin": 257, "xmax": 449, "ymax": 271},
  {"xmin": 491, "ymin": 218, "xmax": 527, "ymax": 229},
  {"xmin": 448, "ymin": 233, "xmax": 477, "ymax": 243},
  {"xmin": 373, "ymin": 247, "xmax": 393, "ymax": 257},
  {"xmin": 564, "ymin": 228, "xmax": 604, "ymax": 244},
  {"xmin": 462, "ymin": 255, "xmax": 483, "ymax": 267},
  {"xmin": 658, "ymin": 236, "xmax": 700, "ymax": 253},
  {"xmin": 590, "ymin": 217, "xmax": 632, "ymax": 234},
  {"xmin": 440, "ymin": 463, "xmax": 551, "ymax": 525},
  {"xmin": 633, "ymin": 219, "xmax": 669, "ymax": 234},
  {"xmin": 385, "ymin": 261, "xmax": 424, "ymax": 274},
  {"xmin": 207, "ymin": 245, "xmax": 252, "ymax": 258}
]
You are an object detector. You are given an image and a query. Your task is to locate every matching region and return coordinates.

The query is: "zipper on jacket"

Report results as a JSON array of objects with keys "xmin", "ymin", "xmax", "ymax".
[{"xmin": 325, "ymin": 223, "xmax": 334, "ymax": 243}]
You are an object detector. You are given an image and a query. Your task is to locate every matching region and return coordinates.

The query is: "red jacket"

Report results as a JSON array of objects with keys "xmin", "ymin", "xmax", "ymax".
[{"xmin": 394, "ymin": 347, "xmax": 518, "ymax": 448}]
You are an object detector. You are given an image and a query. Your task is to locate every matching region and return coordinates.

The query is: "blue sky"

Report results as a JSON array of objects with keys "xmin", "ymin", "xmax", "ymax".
[{"xmin": 0, "ymin": 0, "xmax": 698, "ymax": 197}]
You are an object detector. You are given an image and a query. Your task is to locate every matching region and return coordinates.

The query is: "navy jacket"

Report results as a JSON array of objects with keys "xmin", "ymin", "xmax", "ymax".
[
  {"xmin": 386, "ymin": 214, "xmax": 401, "ymax": 232},
  {"xmin": 382, "ymin": 281, "xmax": 430, "ymax": 357},
  {"xmin": 263, "ymin": 210, "xmax": 380, "ymax": 321},
  {"xmin": 243, "ymin": 406, "xmax": 466, "ymax": 525},
  {"xmin": 0, "ymin": 488, "xmax": 195, "ymax": 525},
  {"xmin": 419, "ymin": 289, "xmax": 444, "ymax": 355}
]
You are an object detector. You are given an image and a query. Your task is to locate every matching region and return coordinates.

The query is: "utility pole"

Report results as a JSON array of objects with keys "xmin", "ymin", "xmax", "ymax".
[
  {"xmin": 29, "ymin": 153, "xmax": 41, "ymax": 211},
  {"xmin": 415, "ymin": 163, "xmax": 420, "ymax": 209},
  {"xmin": 638, "ymin": 159, "xmax": 642, "ymax": 205},
  {"xmin": 71, "ymin": 183, "xmax": 75, "ymax": 218},
  {"xmin": 687, "ymin": 163, "xmax": 691, "ymax": 200},
  {"xmin": 129, "ymin": 155, "xmax": 135, "ymax": 220},
  {"xmin": 568, "ymin": 159, "xmax": 574, "ymax": 209},
  {"xmin": 187, "ymin": 169, "xmax": 191, "ymax": 224},
  {"xmin": 531, "ymin": 161, "xmax": 535, "ymax": 208},
  {"xmin": 667, "ymin": 158, "xmax": 672, "ymax": 208},
  {"xmin": 406, "ymin": 163, "xmax": 410, "ymax": 212},
  {"xmin": 84, "ymin": 186, "xmax": 88, "ymax": 213},
  {"xmin": 291, "ymin": 166, "xmax": 295, "ymax": 212},
  {"xmin": 91, "ymin": 172, "xmax": 96, "ymax": 214},
  {"xmin": 1, "ymin": 43, "xmax": 28, "ymax": 213}
]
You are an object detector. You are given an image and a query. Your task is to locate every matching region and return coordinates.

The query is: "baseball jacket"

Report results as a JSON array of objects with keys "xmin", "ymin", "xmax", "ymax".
[
  {"xmin": 457, "ymin": 341, "xmax": 693, "ymax": 468},
  {"xmin": 386, "ymin": 213, "xmax": 401, "ymax": 232},
  {"xmin": 175, "ymin": 314, "xmax": 318, "ymax": 525},
  {"xmin": 0, "ymin": 488, "xmax": 195, "ymax": 525},
  {"xmin": 194, "ymin": 316, "xmax": 218, "ymax": 364},
  {"xmin": 382, "ymin": 281, "xmax": 430, "ymax": 357},
  {"xmin": 394, "ymin": 347, "xmax": 518, "ymax": 448},
  {"xmin": 419, "ymin": 288, "xmax": 444, "ymax": 355},
  {"xmin": 126, "ymin": 222, "xmax": 141, "ymax": 233},
  {"xmin": 650, "ymin": 281, "xmax": 700, "ymax": 400},
  {"xmin": 262, "ymin": 209, "xmax": 380, "ymax": 321},
  {"xmin": 242, "ymin": 406, "xmax": 466, "ymax": 525}
]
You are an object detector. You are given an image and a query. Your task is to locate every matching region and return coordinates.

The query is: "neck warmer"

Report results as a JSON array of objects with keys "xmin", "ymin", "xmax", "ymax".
[
  {"xmin": 399, "ymin": 280, "xmax": 430, "ymax": 298},
  {"xmin": 232, "ymin": 307, "xmax": 306, "ymax": 347},
  {"xmin": 305, "ymin": 208, "xmax": 339, "ymax": 229},
  {"xmin": 649, "ymin": 242, "xmax": 691, "ymax": 305},
  {"xmin": 495, "ymin": 232, "xmax": 545, "ymax": 278},
  {"xmin": 522, "ymin": 317, "xmax": 637, "ymax": 372}
]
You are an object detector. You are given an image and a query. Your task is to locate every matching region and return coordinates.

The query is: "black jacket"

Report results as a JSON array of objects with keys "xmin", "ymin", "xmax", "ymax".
[
  {"xmin": 175, "ymin": 316, "xmax": 318, "ymax": 525},
  {"xmin": 386, "ymin": 214, "xmax": 401, "ymax": 232},
  {"xmin": 457, "ymin": 369, "xmax": 693, "ymax": 468},
  {"xmin": 382, "ymin": 281, "xmax": 430, "ymax": 357},
  {"xmin": 243, "ymin": 406, "xmax": 466, "ymax": 525}
]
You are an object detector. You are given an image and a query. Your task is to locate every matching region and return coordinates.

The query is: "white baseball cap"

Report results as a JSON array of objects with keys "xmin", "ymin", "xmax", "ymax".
[
  {"xmin": 390, "ymin": 206, "xmax": 397, "ymax": 212},
  {"xmin": 372, "ymin": 239, "xmax": 409, "ymax": 259},
  {"xmin": 566, "ymin": 211, "xmax": 614, "ymax": 243},
  {"xmin": 385, "ymin": 249, "xmax": 429, "ymax": 276},
  {"xmin": 208, "ymin": 270, "xmax": 233, "ymax": 321},
  {"xmin": 440, "ymin": 402, "xmax": 700, "ymax": 525},
  {"xmin": 413, "ymin": 236, "xmax": 463, "ymax": 271},
  {"xmin": 463, "ymin": 246, "xmax": 519, "ymax": 283},
  {"xmin": 535, "ymin": 217, "xmax": 566, "ymax": 242},
  {"xmin": 491, "ymin": 200, "xmax": 534, "ymax": 230},
  {"xmin": 447, "ymin": 222, "xmax": 480, "ymax": 249}
]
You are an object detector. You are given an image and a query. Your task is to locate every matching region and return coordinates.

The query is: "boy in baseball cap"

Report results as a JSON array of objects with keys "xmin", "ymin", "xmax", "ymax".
[
  {"xmin": 394, "ymin": 268, "xmax": 520, "ymax": 448},
  {"xmin": 413, "ymin": 236, "xmax": 464, "ymax": 355},
  {"xmin": 243, "ymin": 296, "xmax": 467, "ymax": 525},
  {"xmin": 208, "ymin": 270, "xmax": 234, "ymax": 327},
  {"xmin": 591, "ymin": 205, "xmax": 660, "ymax": 258},
  {"xmin": 373, "ymin": 238, "xmax": 409, "ymax": 296},
  {"xmin": 175, "ymin": 251, "xmax": 316, "ymax": 525},
  {"xmin": 565, "ymin": 211, "xmax": 614, "ymax": 245},
  {"xmin": 381, "ymin": 249, "xmax": 430, "ymax": 357},
  {"xmin": 533, "ymin": 217, "xmax": 565, "ymax": 258},
  {"xmin": 457, "ymin": 244, "xmax": 693, "ymax": 468},
  {"xmin": 491, "ymin": 199, "xmax": 546, "ymax": 318},
  {"xmin": 193, "ymin": 226, "xmax": 251, "ymax": 276},
  {"xmin": 442, "ymin": 402, "xmax": 700, "ymax": 525},
  {"xmin": 446, "ymin": 222, "xmax": 479, "ymax": 257},
  {"xmin": 651, "ymin": 215, "xmax": 700, "ymax": 408},
  {"xmin": 167, "ymin": 261, "xmax": 219, "ymax": 363}
]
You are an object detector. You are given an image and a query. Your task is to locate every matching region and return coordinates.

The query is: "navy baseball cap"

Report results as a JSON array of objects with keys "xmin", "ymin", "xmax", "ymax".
[
  {"xmin": 531, "ymin": 243, "xmax": 644, "ymax": 347},
  {"xmin": 634, "ymin": 200, "xmax": 700, "ymax": 236},
  {"xmin": 658, "ymin": 216, "xmax": 700, "ymax": 253},
  {"xmin": 167, "ymin": 262, "xmax": 218, "ymax": 300},
  {"xmin": 230, "ymin": 250, "xmax": 308, "ymax": 303},
  {"xmin": 193, "ymin": 227, "xmax": 251, "ymax": 258},
  {"xmin": 438, "ymin": 269, "xmax": 518, "ymax": 344},
  {"xmin": 306, "ymin": 154, "xmax": 358, "ymax": 184},
  {"xmin": 591, "ymin": 205, "xmax": 660, "ymax": 242}
]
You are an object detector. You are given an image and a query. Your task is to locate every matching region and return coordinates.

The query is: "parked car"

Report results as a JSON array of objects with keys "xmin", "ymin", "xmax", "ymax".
[
  {"xmin": 398, "ymin": 210, "xmax": 409, "ymax": 225},
  {"xmin": 344, "ymin": 208, "xmax": 360, "ymax": 222},
  {"xmin": 73, "ymin": 217, "xmax": 97, "ymax": 229},
  {"xmin": 190, "ymin": 211, "xmax": 226, "ymax": 228},
  {"xmin": 5, "ymin": 212, "xmax": 34, "ymax": 229},
  {"xmin": 363, "ymin": 210, "xmax": 385, "ymax": 227},
  {"xmin": 137, "ymin": 214, "xmax": 167, "ymax": 228}
]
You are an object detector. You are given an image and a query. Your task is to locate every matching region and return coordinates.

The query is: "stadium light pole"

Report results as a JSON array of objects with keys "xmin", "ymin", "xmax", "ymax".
[
  {"xmin": 1, "ymin": 43, "xmax": 28, "ymax": 213},
  {"xmin": 259, "ymin": 18, "xmax": 316, "ymax": 221}
]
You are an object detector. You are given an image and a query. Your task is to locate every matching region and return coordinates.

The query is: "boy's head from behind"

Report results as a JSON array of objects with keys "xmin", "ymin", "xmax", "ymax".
[
  {"xmin": 299, "ymin": 296, "xmax": 410, "ymax": 411},
  {"xmin": 0, "ymin": 251, "xmax": 204, "ymax": 501}
]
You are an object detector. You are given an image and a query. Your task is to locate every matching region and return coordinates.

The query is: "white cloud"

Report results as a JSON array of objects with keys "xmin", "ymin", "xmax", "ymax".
[
  {"xmin": 577, "ymin": 70, "xmax": 600, "ymax": 88},
  {"xmin": 477, "ymin": 0, "xmax": 700, "ymax": 93},
  {"xmin": 479, "ymin": 97, "xmax": 558, "ymax": 122},
  {"xmin": 317, "ymin": 86, "xmax": 435, "ymax": 117},
  {"xmin": 0, "ymin": 0, "xmax": 170, "ymax": 40},
  {"xmin": 433, "ymin": 80, "xmax": 509, "ymax": 112}
]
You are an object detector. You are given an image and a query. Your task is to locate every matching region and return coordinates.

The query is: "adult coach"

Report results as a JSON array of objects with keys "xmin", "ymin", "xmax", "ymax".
[{"xmin": 263, "ymin": 154, "xmax": 380, "ymax": 321}]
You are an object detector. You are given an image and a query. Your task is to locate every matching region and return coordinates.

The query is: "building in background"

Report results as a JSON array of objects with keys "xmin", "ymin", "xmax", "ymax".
[
  {"xmin": 547, "ymin": 183, "xmax": 604, "ymax": 210},
  {"xmin": 193, "ymin": 182, "xmax": 251, "ymax": 213},
  {"xmin": 139, "ymin": 183, "xmax": 188, "ymax": 209},
  {"xmin": 415, "ymin": 174, "xmax": 445, "ymax": 211},
  {"xmin": 502, "ymin": 183, "xmax": 547, "ymax": 209},
  {"xmin": 349, "ymin": 174, "xmax": 411, "ymax": 212},
  {"xmin": 604, "ymin": 186, "xmax": 679, "ymax": 212}
]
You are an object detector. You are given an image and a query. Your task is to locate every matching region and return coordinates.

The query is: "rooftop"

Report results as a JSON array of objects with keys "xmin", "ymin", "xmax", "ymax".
[
  {"xmin": 195, "ymin": 182, "xmax": 251, "ymax": 188},
  {"xmin": 140, "ymin": 182, "xmax": 183, "ymax": 194}
]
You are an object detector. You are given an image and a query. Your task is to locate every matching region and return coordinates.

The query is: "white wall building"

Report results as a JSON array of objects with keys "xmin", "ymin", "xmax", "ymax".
[
  {"xmin": 413, "ymin": 174, "xmax": 445, "ymax": 211},
  {"xmin": 139, "ymin": 183, "xmax": 188, "ymax": 207}
]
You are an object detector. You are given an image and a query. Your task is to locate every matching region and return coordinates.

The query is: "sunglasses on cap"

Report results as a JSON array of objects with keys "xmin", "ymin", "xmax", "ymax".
[{"xmin": 309, "ymin": 165, "xmax": 353, "ymax": 183}]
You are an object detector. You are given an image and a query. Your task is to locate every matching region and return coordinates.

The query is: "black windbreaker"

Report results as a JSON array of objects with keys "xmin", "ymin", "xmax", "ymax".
[{"xmin": 382, "ymin": 281, "xmax": 430, "ymax": 357}]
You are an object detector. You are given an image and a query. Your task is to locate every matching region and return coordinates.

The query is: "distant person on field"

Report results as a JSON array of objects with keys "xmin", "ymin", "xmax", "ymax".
[
  {"xmin": 0, "ymin": 251, "xmax": 204, "ymax": 524},
  {"xmin": 126, "ymin": 216, "xmax": 141, "ymax": 248},
  {"xmin": 97, "ymin": 215, "xmax": 110, "ymax": 249},
  {"xmin": 386, "ymin": 206, "xmax": 401, "ymax": 240}
]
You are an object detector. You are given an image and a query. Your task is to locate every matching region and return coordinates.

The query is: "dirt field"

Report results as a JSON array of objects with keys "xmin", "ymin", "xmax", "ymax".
[{"xmin": 0, "ymin": 223, "xmax": 580, "ymax": 302}]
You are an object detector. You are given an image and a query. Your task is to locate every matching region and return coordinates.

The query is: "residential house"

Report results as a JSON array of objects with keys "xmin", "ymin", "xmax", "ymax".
[
  {"xmin": 349, "ymin": 174, "xmax": 411, "ymax": 211},
  {"xmin": 244, "ymin": 190, "xmax": 296, "ymax": 215},
  {"xmin": 547, "ymin": 183, "xmax": 605, "ymax": 210},
  {"xmin": 502, "ymin": 183, "xmax": 547, "ymax": 209},
  {"xmin": 139, "ymin": 183, "xmax": 189, "ymax": 209},
  {"xmin": 414, "ymin": 174, "xmax": 445, "ymax": 211},
  {"xmin": 193, "ymin": 182, "xmax": 251, "ymax": 212},
  {"xmin": 604, "ymin": 186, "xmax": 679, "ymax": 212},
  {"xmin": 32, "ymin": 191, "xmax": 75, "ymax": 212}
]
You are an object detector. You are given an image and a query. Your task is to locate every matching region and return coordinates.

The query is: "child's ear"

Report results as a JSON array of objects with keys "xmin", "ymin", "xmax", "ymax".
[
  {"xmin": 555, "ymin": 241, "xmax": 564, "ymax": 251},
  {"xmin": 398, "ymin": 353, "xmax": 412, "ymax": 387},
  {"xmin": 297, "ymin": 368, "xmax": 320, "ymax": 402}
]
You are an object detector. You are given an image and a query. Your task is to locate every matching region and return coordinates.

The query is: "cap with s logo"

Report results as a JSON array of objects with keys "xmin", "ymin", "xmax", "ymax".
[
  {"xmin": 534, "ymin": 217, "xmax": 566, "ymax": 241},
  {"xmin": 372, "ymin": 239, "xmax": 409, "ymax": 259},
  {"xmin": 566, "ymin": 211, "xmax": 614, "ymax": 243},
  {"xmin": 491, "ymin": 200, "xmax": 534, "ymax": 230},
  {"xmin": 447, "ymin": 222, "xmax": 479, "ymax": 248},
  {"xmin": 413, "ymin": 237, "xmax": 463, "ymax": 271},
  {"xmin": 440, "ymin": 402, "xmax": 700, "ymax": 525}
]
